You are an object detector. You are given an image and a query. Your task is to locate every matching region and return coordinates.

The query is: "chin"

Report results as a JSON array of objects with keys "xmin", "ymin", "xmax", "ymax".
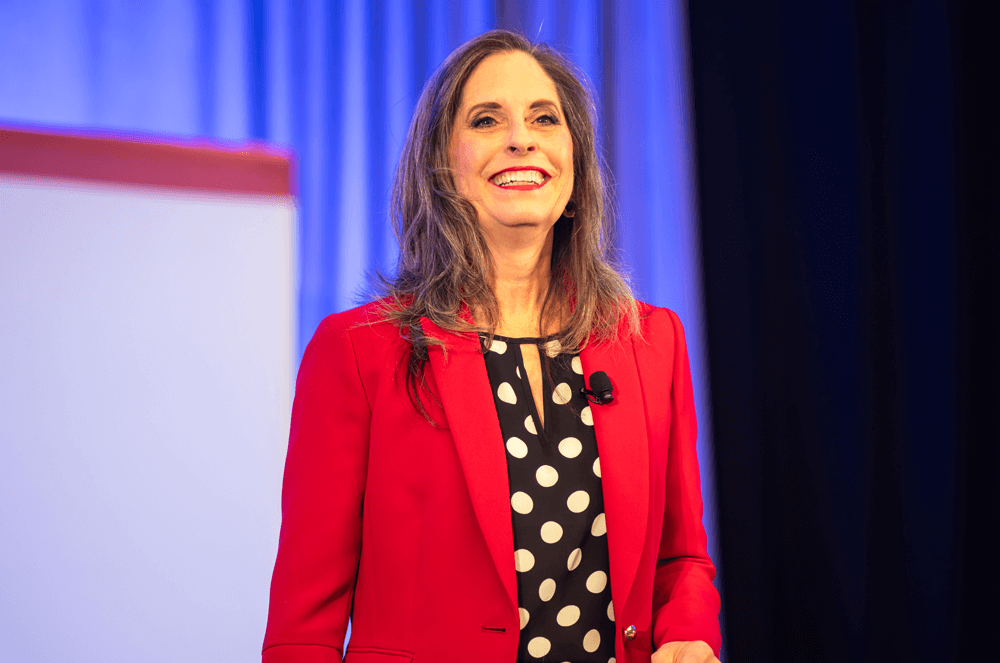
[
  {"xmin": 495, "ymin": 217, "xmax": 558, "ymax": 230},
  {"xmin": 487, "ymin": 207, "xmax": 561, "ymax": 228}
]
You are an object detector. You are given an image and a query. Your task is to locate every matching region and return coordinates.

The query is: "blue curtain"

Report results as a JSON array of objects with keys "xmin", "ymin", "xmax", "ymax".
[{"xmin": 1, "ymin": 0, "xmax": 721, "ymax": 646}]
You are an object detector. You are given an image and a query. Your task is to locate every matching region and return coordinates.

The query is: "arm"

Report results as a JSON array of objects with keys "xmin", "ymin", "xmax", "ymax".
[
  {"xmin": 262, "ymin": 314, "xmax": 373, "ymax": 663},
  {"xmin": 650, "ymin": 310, "xmax": 722, "ymax": 657}
]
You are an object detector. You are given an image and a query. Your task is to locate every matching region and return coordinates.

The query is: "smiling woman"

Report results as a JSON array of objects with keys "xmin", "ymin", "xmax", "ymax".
[
  {"xmin": 263, "ymin": 30, "xmax": 722, "ymax": 663},
  {"xmin": 449, "ymin": 50, "xmax": 574, "ymax": 238}
]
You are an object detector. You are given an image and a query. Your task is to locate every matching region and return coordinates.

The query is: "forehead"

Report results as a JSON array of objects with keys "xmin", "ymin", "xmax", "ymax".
[{"xmin": 458, "ymin": 50, "xmax": 562, "ymax": 109}]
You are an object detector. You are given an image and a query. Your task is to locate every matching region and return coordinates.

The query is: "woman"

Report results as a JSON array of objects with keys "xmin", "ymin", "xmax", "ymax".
[{"xmin": 263, "ymin": 30, "xmax": 721, "ymax": 663}]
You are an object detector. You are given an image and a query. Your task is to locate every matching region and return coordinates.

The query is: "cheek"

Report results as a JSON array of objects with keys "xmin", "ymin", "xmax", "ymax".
[
  {"xmin": 450, "ymin": 141, "xmax": 482, "ymax": 196},
  {"xmin": 557, "ymin": 135, "xmax": 574, "ymax": 179},
  {"xmin": 560, "ymin": 144, "xmax": 574, "ymax": 192}
]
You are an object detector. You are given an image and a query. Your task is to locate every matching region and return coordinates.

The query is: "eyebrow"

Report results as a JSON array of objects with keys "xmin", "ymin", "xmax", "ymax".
[{"xmin": 465, "ymin": 99, "xmax": 561, "ymax": 120}]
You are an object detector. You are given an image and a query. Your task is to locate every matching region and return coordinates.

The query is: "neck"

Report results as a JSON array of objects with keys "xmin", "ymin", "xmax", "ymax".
[{"xmin": 481, "ymin": 224, "xmax": 560, "ymax": 338}]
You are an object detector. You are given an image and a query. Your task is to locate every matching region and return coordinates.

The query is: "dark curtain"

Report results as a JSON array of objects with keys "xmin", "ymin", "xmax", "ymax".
[{"xmin": 686, "ymin": 1, "xmax": 997, "ymax": 661}]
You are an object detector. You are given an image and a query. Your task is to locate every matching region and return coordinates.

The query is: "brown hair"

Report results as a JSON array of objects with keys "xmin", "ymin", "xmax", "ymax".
[{"xmin": 376, "ymin": 29, "xmax": 639, "ymax": 421}]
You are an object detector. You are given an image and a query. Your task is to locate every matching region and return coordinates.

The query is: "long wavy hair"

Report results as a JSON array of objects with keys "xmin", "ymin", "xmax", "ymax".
[{"xmin": 376, "ymin": 29, "xmax": 639, "ymax": 421}]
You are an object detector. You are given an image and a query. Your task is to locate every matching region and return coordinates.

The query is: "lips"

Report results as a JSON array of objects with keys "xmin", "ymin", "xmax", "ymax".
[
  {"xmin": 489, "ymin": 166, "xmax": 551, "ymax": 189},
  {"xmin": 490, "ymin": 166, "xmax": 552, "ymax": 179}
]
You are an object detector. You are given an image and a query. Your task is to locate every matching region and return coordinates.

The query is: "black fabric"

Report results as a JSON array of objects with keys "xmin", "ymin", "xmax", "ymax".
[
  {"xmin": 480, "ymin": 334, "xmax": 616, "ymax": 662},
  {"xmin": 686, "ymin": 0, "xmax": 998, "ymax": 660}
]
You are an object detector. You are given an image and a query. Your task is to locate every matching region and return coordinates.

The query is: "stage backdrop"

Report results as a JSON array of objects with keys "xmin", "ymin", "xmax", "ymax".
[
  {"xmin": 1, "ymin": 0, "xmax": 723, "ymax": 657},
  {"xmin": 687, "ymin": 0, "xmax": 997, "ymax": 661}
]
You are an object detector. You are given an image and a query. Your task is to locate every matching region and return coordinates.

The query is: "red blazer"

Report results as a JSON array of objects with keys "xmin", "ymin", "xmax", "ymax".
[{"xmin": 263, "ymin": 300, "xmax": 721, "ymax": 663}]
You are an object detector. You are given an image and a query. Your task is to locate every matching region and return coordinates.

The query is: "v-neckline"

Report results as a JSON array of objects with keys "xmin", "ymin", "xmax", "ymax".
[
  {"xmin": 515, "ymin": 342, "xmax": 549, "ymax": 438},
  {"xmin": 488, "ymin": 334, "xmax": 551, "ymax": 438}
]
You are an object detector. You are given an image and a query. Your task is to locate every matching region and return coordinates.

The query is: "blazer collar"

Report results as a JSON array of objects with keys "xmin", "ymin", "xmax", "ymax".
[
  {"xmin": 421, "ymin": 317, "xmax": 649, "ymax": 619},
  {"xmin": 422, "ymin": 317, "xmax": 519, "ymax": 614},
  {"xmin": 579, "ymin": 334, "xmax": 650, "ymax": 617}
]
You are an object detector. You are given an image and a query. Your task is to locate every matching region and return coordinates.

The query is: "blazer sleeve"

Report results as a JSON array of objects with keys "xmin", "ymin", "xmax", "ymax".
[
  {"xmin": 650, "ymin": 310, "xmax": 722, "ymax": 656},
  {"xmin": 262, "ymin": 313, "xmax": 373, "ymax": 663}
]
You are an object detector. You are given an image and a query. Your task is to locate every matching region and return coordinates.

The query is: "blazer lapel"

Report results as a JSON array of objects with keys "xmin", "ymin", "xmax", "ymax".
[
  {"xmin": 422, "ymin": 317, "xmax": 519, "ymax": 616},
  {"xmin": 580, "ymin": 335, "xmax": 650, "ymax": 617}
]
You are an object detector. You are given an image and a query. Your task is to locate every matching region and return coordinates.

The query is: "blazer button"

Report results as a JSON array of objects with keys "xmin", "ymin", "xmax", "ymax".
[{"xmin": 624, "ymin": 625, "xmax": 637, "ymax": 642}]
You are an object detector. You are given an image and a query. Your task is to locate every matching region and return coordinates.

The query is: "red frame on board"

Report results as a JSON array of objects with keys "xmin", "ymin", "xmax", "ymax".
[{"xmin": 0, "ymin": 125, "xmax": 293, "ymax": 196}]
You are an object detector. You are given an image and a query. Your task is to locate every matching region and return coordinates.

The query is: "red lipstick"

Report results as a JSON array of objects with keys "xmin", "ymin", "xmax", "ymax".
[
  {"xmin": 489, "ymin": 166, "xmax": 551, "ymax": 191},
  {"xmin": 490, "ymin": 166, "xmax": 551, "ymax": 179},
  {"xmin": 489, "ymin": 166, "xmax": 552, "ymax": 179}
]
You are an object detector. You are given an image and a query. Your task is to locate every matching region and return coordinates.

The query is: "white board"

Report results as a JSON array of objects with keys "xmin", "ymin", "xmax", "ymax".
[{"xmin": 0, "ymin": 131, "xmax": 295, "ymax": 662}]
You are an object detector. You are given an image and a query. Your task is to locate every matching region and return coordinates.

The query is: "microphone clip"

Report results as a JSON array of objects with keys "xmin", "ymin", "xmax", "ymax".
[{"xmin": 580, "ymin": 371, "xmax": 614, "ymax": 405}]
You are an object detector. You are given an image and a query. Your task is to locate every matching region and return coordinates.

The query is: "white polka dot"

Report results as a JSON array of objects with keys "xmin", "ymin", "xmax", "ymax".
[
  {"xmin": 540, "ymin": 521, "xmax": 563, "ymax": 543},
  {"xmin": 516, "ymin": 365, "xmax": 521, "ymax": 379},
  {"xmin": 525, "ymin": 415, "xmax": 537, "ymax": 435},
  {"xmin": 593, "ymin": 457, "xmax": 601, "ymax": 477},
  {"xmin": 567, "ymin": 490, "xmax": 590, "ymax": 513},
  {"xmin": 519, "ymin": 607, "xmax": 530, "ymax": 630},
  {"xmin": 511, "ymin": 491, "xmax": 533, "ymax": 514},
  {"xmin": 607, "ymin": 601, "xmax": 615, "ymax": 621},
  {"xmin": 609, "ymin": 658, "xmax": 616, "ymax": 663},
  {"xmin": 571, "ymin": 356, "xmax": 583, "ymax": 374},
  {"xmin": 497, "ymin": 381, "xmax": 517, "ymax": 404},
  {"xmin": 581, "ymin": 406, "xmax": 593, "ymax": 425},
  {"xmin": 515, "ymin": 549, "xmax": 535, "ymax": 572},
  {"xmin": 556, "ymin": 605, "xmax": 580, "ymax": 626},
  {"xmin": 527, "ymin": 637, "xmax": 551, "ymax": 658},
  {"xmin": 536, "ymin": 465, "xmax": 558, "ymax": 487},
  {"xmin": 558, "ymin": 436, "xmax": 582, "ymax": 458},
  {"xmin": 490, "ymin": 339, "xmax": 507, "ymax": 354},
  {"xmin": 552, "ymin": 382, "xmax": 572, "ymax": 405},
  {"xmin": 506, "ymin": 437, "xmax": 528, "ymax": 458},
  {"xmin": 567, "ymin": 548, "xmax": 582, "ymax": 571},
  {"xmin": 583, "ymin": 629, "xmax": 601, "ymax": 652},
  {"xmin": 592, "ymin": 512, "xmax": 607, "ymax": 536},
  {"xmin": 538, "ymin": 578, "xmax": 556, "ymax": 602},
  {"xmin": 586, "ymin": 570, "xmax": 608, "ymax": 593}
]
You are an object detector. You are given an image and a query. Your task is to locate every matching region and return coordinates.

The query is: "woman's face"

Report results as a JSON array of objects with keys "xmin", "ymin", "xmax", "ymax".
[{"xmin": 449, "ymin": 51, "xmax": 574, "ymax": 240}]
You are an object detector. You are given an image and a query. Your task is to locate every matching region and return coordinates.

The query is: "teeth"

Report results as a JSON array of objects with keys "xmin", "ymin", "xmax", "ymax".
[{"xmin": 492, "ymin": 170, "xmax": 545, "ymax": 186}]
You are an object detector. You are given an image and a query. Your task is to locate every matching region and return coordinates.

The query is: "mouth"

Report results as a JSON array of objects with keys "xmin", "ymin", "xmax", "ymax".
[{"xmin": 489, "ymin": 167, "xmax": 551, "ymax": 190}]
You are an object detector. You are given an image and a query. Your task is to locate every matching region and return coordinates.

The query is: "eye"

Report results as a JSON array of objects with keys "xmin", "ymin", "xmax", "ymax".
[
  {"xmin": 535, "ymin": 114, "xmax": 560, "ymax": 125},
  {"xmin": 471, "ymin": 115, "xmax": 497, "ymax": 128}
]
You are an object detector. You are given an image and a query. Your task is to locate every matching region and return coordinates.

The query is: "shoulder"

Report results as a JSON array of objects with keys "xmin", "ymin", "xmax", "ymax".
[
  {"xmin": 590, "ymin": 300, "xmax": 685, "ymax": 350},
  {"xmin": 300, "ymin": 299, "xmax": 406, "ymax": 398},
  {"xmin": 633, "ymin": 300, "xmax": 686, "ymax": 340},
  {"xmin": 312, "ymin": 298, "xmax": 401, "ymax": 340},
  {"xmin": 306, "ymin": 299, "xmax": 406, "ymax": 363},
  {"xmin": 629, "ymin": 302, "xmax": 693, "ymax": 392}
]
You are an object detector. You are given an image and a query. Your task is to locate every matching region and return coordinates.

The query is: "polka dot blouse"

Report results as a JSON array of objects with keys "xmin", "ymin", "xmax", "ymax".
[{"xmin": 480, "ymin": 333, "xmax": 616, "ymax": 663}]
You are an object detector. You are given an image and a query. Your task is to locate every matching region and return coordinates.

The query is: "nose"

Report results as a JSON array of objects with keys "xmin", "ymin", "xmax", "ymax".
[{"xmin": 506, "ymin": 120, "xmax": 536, "ymax": 154}]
